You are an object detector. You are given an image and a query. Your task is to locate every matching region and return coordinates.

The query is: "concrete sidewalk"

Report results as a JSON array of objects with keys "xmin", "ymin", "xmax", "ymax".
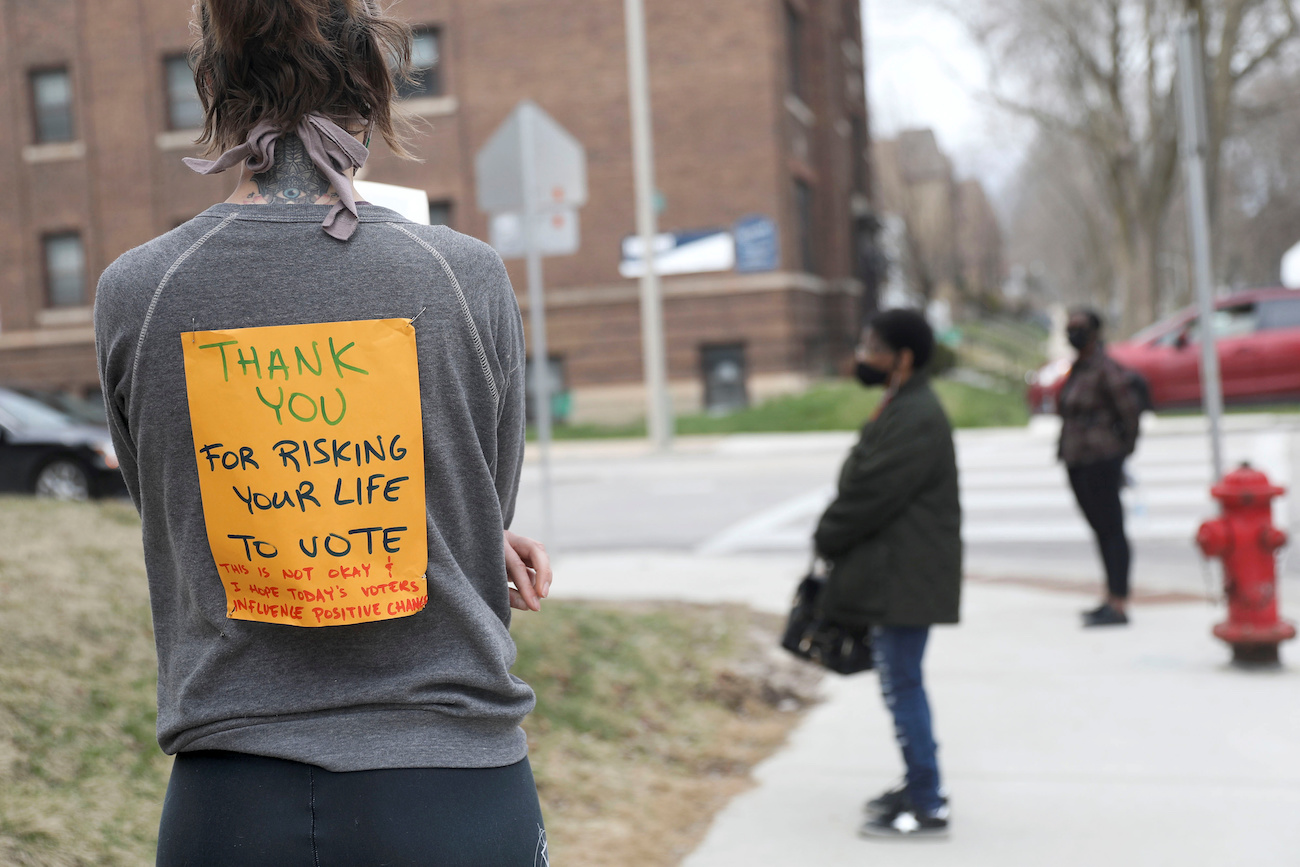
[
  {"xmin": 548, "ymin": 552, "xmax": 1300, "ymax": 866},
  {"xmin": 681, "ymin": 582, "xmax": 1300, "ymax": 867}
]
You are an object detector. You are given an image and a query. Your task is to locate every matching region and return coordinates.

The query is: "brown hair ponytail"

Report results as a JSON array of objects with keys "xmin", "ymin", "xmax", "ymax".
[{"xmin": 191, "ymin": 0, "xmax": 416, "ymax": 156}]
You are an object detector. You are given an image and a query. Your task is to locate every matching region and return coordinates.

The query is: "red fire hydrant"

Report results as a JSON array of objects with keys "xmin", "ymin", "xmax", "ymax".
[{"xmin": 1196, "ymin": 463, "xmax": 1296, "ymax": 665}]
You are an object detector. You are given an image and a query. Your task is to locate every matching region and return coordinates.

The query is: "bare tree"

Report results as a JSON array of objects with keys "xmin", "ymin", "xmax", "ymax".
[
  {"xmin": 1006, "ymin": 130, "xmax": 1117, "ymax": 309},
  {"xmin": 957, "ymin": 0, "xmax": 1299, "ymax": 334},
  {"xmin": 1216, "ymin": 62, "xmax": 1300, "ymax": 286}
]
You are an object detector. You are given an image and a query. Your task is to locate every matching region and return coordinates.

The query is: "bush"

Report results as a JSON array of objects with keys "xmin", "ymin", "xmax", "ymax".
[{"xmin": 928, "ymin": 342, "xmax": 958, "ymax": 376}]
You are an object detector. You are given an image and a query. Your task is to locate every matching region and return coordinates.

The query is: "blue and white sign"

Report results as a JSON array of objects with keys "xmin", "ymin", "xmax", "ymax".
[
  {"xmin": 733, "ymin": 214, "xmax": 780, "ymax": 273},
  {"xmin": 620, "ymin": 228, "xmax": 736, "ymax": 278}
]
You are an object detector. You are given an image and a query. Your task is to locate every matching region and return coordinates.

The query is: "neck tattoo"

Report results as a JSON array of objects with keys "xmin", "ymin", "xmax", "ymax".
[{"xmin": 248, "ymin": 134, "xmax": 339, "ymax": 205}]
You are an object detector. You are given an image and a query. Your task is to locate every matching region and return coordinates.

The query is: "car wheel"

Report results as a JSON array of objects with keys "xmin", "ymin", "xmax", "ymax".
[{"xmin": 34, "ymin": 458, "xmax": 92, "ymax": 501}]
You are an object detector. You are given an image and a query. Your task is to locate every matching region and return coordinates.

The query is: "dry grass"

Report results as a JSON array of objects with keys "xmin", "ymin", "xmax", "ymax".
[
  {"xmin": 0, "ymin": 496, "xmax": 169, "ymax": 867},
  {"xmin": 513, "ymin": 602, "xmax": 821, "ymax": 866},
  {"xmin": 0, "ymin": 496, "xmax": 819, "ymax": 865}
]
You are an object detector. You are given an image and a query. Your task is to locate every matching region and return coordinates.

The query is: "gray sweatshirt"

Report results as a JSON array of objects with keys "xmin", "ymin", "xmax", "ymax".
[{"xmin": 94, "ymin": 203, "xmax": 533, "ymax": 771}]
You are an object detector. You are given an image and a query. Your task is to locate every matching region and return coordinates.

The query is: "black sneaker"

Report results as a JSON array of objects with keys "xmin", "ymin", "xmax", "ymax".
[
  {"xmin": 859, "ymin": 803, "xmax": 950, "ymax": 839},
  {"xmin": 1082, "ymin": 604, "xmax": 1129, "ymax": 627},
  {"xmin": 863, "ymin": 781, "xmax": 949, "ymax": 817},
  {"xmin": 1082, "ymin": 602, "xmax": 1110, "ymax": 618}
]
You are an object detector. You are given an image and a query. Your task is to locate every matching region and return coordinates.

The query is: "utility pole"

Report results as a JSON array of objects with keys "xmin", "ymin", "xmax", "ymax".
[
  {"xmin": 624, "ymin": 0, "xmax": 673, "ymax": 451},
  {"xmin": 1176, "ymin": 15, "xmax": 1225, "ymax": 482}
]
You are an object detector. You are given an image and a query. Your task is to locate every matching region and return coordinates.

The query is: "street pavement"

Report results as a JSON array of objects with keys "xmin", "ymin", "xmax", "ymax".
[
  {"xmin": 514, "ymin": 413, "xmax": 1300, "ymax": 595},
  {"xmin": 517, "ymin": 416, "xmax": 1300, "ymax": 866}
]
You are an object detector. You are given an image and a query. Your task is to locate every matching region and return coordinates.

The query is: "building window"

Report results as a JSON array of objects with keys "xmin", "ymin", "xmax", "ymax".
[
  {"xmin": 785, "ymin": 3, "xmax": 805, "ymax": 100},
  {"xmin": 398, "ymin": 28, "xmax": 443, "ymax": 99},
  {"xmin": 164, "ymin": 55, "xmax": 204, "ymax": 130},
  {"xmin": 428, "ymin": 200, "xmax": 453, "ymax": 227},
  {"xmin": 525, "ymin": 356, "xmax": 569, "ymax": 424},
  {"xmin": 794, "ymin": 179, "xmax": 815, "ymax": 272},
  {"xmin": 43, "ymin": 232, "xmax": 86, "ymax": 308},
  {"xmin": 30, "ymin": 68, "xmax": 75, "ymax": 143}
]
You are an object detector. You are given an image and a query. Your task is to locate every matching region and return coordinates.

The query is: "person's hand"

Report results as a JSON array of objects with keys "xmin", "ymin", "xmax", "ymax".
[{"xmin": 504, "ymin": 530, "xmax": 552, "ymax": 612}]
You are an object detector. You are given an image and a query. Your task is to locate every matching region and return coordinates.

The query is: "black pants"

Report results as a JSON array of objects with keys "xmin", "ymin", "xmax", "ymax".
[
  {"xmin": 1067, "ymin": 457, "xmax": 1131, "ymax": 600},
  {"xmin": 156, "ymin": 751, "xmax": 548, "ymax": 867}
]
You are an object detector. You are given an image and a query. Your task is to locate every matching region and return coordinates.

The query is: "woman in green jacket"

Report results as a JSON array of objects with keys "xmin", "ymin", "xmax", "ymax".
[{"xmin": 814, "ymin": 309, "xmax": 962, "ymax": 839}]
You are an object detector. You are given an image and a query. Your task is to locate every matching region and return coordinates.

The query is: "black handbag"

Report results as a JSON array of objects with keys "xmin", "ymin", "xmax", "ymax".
[{"xmin": 780, "ymin": 567, "xmax": 874, "ymax": 675}]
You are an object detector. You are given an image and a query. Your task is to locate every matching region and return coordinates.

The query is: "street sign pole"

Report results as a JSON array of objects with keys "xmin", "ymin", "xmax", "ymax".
[
  {"xmin": 477, "ymin": 100, "xmax": 587, "ymax": 551},
  {"xmin": 519, "ymin": 107, "xmax": 556, "ymax": 549},
  {"xmin": 624, "ymin": 0, "xmax": 674, "ymax": 451},
  {"xmin": 1177, "ymin": 17, "xmax": 1225, "ymax": 482}
]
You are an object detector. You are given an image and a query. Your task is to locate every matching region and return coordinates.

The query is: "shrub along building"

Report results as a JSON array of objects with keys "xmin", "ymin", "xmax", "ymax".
[{"xmin": 0, "ymin": 0, "xmax": 875, "ymax": 423}]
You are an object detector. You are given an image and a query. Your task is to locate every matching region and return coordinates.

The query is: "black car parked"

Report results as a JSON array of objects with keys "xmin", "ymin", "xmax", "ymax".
[{"xmin": 0, "ymin": 388, "xmax": 126, "ymax": 499}]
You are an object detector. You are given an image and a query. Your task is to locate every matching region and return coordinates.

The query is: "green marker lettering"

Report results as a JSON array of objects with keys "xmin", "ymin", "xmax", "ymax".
[
  {"xmin": 295, "ymin": 342, "xmax": 323, "ymax": 376},
  {"xmin": 322, "ymin": 388, "xmax": 347, "ymax": 426},
  {"xmin": 267, "ymin": 348, "xmax": 289, "ymax": 380},
  {"xmin": 198, "ymin": 340, "xmax": 239, "ymax": 382},
  {"xmin": 288, "ymin": 392, "xmax": 318, "ymax": 423},
  {"xmin": 237, "ymin": 346, "xmax": 262, "ymax": 379},
  {"xmin": 256, "ymin": 386, "xmax": 285, "ymax": 424},
  {"xmin": 329, "ymin": 338, "xmax": 369, "ymax": 378}
]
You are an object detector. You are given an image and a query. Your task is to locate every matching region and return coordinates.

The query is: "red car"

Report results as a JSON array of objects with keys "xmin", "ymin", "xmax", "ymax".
[{"xmin": 1027, "ymin": 287, "xmax": 1300, "ymax": 413}]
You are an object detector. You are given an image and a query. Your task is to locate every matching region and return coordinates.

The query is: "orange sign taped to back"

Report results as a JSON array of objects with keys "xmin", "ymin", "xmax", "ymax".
[{"xmin": 181, "ymin": 319, "xmax": 428, "ymax": 627}]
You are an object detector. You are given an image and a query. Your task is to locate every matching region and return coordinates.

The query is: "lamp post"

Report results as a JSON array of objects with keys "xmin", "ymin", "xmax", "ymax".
[
  {"xmin": 1176, "ymin": 15, "xmax": 1225, "ymax": 481},
  {"xmin": 624, "ymin": 0, "xmax": 673, "ymax": 451}
]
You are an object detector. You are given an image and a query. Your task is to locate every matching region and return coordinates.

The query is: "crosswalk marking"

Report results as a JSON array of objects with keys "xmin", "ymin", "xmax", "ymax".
[{"xmin": 696, "ymin": 425, "xmax": 1294, "ymax": 554}]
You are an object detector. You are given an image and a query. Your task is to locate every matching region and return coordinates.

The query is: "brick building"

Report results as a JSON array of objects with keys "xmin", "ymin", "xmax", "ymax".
[
  {"xmin": 955, "ymin": 179, "xmax": 1005, "ymax": 305},
  {"xmin": 873, "ymin": 129, "xmax": 1004, "ymax": 314},
  {"xmin": 0, "ymin": 0, "xmax": 873, "ymax": 422}
]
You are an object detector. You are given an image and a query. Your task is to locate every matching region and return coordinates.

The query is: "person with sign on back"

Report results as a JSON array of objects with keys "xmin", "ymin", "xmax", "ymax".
[{"xmin": 94, "ymin": 1, "xmax": 552, "ymax": 863}]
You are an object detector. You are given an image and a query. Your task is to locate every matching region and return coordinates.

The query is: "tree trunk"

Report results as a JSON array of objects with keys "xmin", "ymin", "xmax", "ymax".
[{"xmin": 1117, "ymin": 222, "xmax": 1160, "ymax": 337}]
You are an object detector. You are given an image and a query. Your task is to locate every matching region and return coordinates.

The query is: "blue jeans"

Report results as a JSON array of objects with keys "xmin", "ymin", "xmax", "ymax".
[{"xmin": 873, "ymin": 625, "xmax": 943, "ymax": 815}]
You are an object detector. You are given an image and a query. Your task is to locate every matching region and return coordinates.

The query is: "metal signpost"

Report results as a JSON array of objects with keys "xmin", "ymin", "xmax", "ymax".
[
  {"xmin": 476, "ymin": 101, "xmax": 588, "ymax": 547},
  {"xmin": 624, "ymin": 0, "xmax": 674, "ymax": 452},
  {"xmin": 1176, "ymin": 17, "xmax": 1225, "ymax": 481}
]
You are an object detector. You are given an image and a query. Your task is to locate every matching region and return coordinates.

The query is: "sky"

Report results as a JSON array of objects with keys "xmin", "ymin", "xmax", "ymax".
[{"xmin": 863, "ymin": 0, "xmax": 1032, "ymax": 200}]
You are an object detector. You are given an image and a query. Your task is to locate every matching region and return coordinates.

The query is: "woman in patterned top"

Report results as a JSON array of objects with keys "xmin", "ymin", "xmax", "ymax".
[{"xmin": 1058, "ymin": 308, "xmax": 1142, "ymax": 627}]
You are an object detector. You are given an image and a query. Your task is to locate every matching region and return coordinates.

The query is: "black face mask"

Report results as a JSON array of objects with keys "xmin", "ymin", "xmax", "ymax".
[
  {"xmin": 1067, "ymin": 327, "xmax": 1094, "ymax": 350},
  {"xmin": 855, "ymin": 360, "xmax": 891, "ymax": 387}
]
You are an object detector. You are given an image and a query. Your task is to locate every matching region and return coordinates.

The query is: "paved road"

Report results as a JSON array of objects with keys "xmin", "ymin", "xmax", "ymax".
[{"xmin": 513, "ymin": 415, "xmax": 1300, "ymax": 595}]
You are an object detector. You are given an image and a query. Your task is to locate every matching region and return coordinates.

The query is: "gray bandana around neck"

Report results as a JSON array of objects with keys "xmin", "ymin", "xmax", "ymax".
[{"xmin": 184, "ymin": 114, "xmax": 370, "ymax": 241}]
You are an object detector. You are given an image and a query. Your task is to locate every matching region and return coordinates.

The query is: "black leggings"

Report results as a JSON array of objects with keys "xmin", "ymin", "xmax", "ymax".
[
  {"xmin": 1067, "ymin": 457, "xmax": 1131, "ymax": 600},
  {"xmin": 156, "ymin": 751, "xmax": 547, "ymax": 867}
]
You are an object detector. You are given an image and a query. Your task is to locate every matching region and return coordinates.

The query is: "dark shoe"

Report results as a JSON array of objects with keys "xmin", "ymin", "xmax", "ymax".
[
  {"xmin": 859, "ymin": 803, "xmax": 950, "ymax": 839},
  {"xmin": 863, "ymin": 781, "xmax": 949, "ymax": 817},
  {"xmin": 1083, "ymin": 604, "xmax": 1129, "ymax": 627},
  {"xmin": 1082, "ymin": 602, "xmax": 1110, "ymax": 618}
]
